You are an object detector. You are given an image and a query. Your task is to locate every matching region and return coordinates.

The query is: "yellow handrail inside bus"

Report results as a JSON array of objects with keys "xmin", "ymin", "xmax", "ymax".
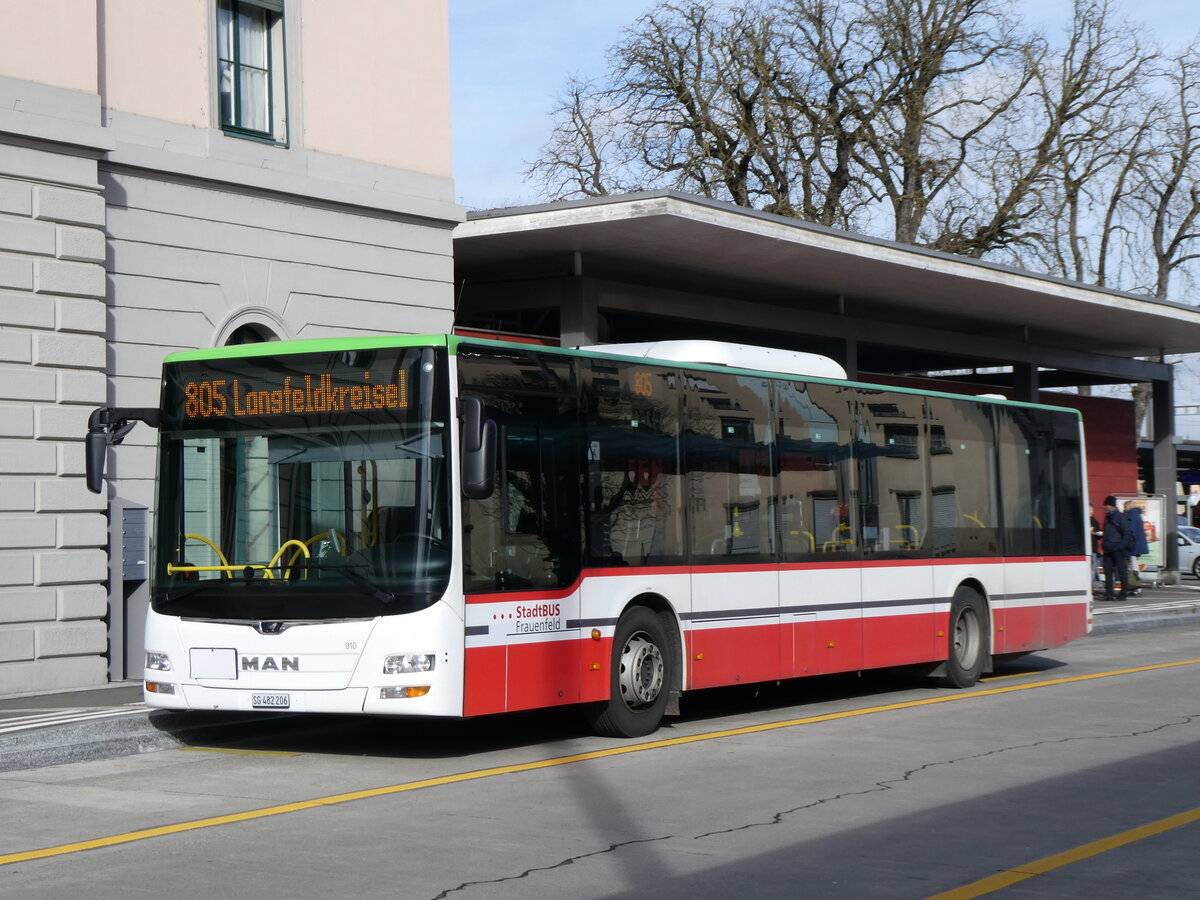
[
  {"xmin": 895, "ymin": 524, "xmax": 920, "ymax": 549},
  {"xmin": 167, "ymin": 540, "xmax": 311, "ymax": 580},
  {"xmin": 823, "ymin": 523, "xmax": 853, "ymax": 552},
  {"xmin": 962, "ymin": 513, "xmax": 985, "ymax": 528},
  {"xmin": 287, "ymin": 531, "xmax": 348, "ymax": 568},
  {"xmin": 267, "ymin": 540, "xmax": 310, "ymax": 579},
  {"xmin": 167, "ymin": 562, "xmax": 277, "ymax": 579},
  {"xmin": 182, "ymin": 533, "xmax": 230, "ymax": 568}
]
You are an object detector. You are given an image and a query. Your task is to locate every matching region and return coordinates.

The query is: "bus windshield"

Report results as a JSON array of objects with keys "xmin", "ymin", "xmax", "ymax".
[{"xmin": 153, "ymin": 346, "xmax": 451, "ymax": 620}]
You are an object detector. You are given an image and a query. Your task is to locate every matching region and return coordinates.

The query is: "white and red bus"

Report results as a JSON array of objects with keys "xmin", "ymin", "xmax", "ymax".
[{"xmin": 86, "ymin": 334, "xmax": 1090, "ymax": 737}]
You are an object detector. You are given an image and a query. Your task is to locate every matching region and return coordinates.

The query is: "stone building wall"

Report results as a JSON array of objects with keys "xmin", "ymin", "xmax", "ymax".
[{"xmin": 0, "ymin": 79, "xmax": 112, "ymax": 693}]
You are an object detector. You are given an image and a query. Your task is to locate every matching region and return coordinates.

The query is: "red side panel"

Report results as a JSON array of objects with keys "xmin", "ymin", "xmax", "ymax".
[
  {"xmin": 463, "ymin": 645, "xmax": 506, "ymax": 717},
  {"xmin": 1044, "ymin": 602, "xmax": 1089, "ymax": 647},
  {"xmin": 1003, "ymin": 605, "xmax": 1046, "ymax": 653},
  {"xmin": 504, "ymin": 639, "xmax": 581, "ymax": 711},
  {"xmin": 580, "ymin": 637, "xmax": 613, "ymax": 704},
  {"xmin": 861, "ymin": 612, "xmax": 939, "ymax": 669},
  {"xmin": 687, "ymin": 623, "xmax": 780, "ymax": 689}
]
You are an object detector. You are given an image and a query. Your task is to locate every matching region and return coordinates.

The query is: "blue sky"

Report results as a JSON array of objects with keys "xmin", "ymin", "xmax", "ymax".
[{"xmin": 449, "ymin": 0, "xmax": 1200, "ymax": 211}]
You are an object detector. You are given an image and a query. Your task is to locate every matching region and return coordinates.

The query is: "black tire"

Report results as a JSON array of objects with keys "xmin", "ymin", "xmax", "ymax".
[
  {"xmin": 1192, "ymin": 557, "xmax": 1200, "ymax": 580},
  {"xmin": 939, "ymin": 587, "xmax": 989, "ymax": 688},
  {"xmin": 586, "ymin": 607, "xmax": 674, "ymax": 738}
]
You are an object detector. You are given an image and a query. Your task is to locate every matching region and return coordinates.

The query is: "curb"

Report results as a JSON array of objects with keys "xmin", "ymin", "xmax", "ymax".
[
  {"xmin": 0, "ymin": 710, "xmax": 288, "ymax": 774},
  {"xmin": 1090, "ymin": 601, "xmax": 1200, "ymax": 635}
]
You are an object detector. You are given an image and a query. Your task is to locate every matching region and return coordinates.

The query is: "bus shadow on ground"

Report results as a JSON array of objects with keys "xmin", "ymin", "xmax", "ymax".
[{"xmin": 145, "ymin": 654, "xmax": 1068, "ymax": 762}]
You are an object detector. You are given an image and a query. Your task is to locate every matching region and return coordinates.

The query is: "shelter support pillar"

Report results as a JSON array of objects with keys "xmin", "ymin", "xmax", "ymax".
[
  {"xmin": 1012, "ymin": 363, "xmax": 1038, "ymax": 403},
  {"xmin": 841, "ymin": 338, "xmax": 859, "ymax": 380},
  {"xmin": 1152, "ymin": 371, "xmax": 1179, "ymax": 582},
  {"xmin": 560, "ymin": 261, "xmax": 598, "ymax": 347}
]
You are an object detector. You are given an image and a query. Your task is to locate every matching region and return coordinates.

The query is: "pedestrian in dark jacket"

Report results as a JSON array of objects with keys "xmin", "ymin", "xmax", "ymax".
[
  {"xmin": 1101, "ymin": 495, "xmax": 1132, "ymax": 602},
  {"xmin": 1089, "ymin": 504, "xmax": 1103, "ymax": 586},
  {"xmin": 1124, "ymin": 502, "xmax": 1150, "ymax": 596}
]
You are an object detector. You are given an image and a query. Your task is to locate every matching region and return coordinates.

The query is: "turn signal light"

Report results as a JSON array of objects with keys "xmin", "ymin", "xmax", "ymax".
[
  {"xmin": 145, "ymin": 681, "xmax": 176, "ymax": 695},
  {"xmin": 379, "ymin": 685, "xmax": 431, "ymax": 699}
]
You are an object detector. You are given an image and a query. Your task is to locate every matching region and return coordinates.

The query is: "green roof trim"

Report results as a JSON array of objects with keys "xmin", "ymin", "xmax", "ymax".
[
  {"xmin": 449, "ymin": 335, "xmax": 1084, "ymax": 419},
  {"xmin": 165, "ymin": 334, "xmax": 448, "ymax": 363}
]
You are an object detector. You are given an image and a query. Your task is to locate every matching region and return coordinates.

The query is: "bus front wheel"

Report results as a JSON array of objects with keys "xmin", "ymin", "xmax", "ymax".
[
  {"xmin": 586, "ymin": 606, "xmax": 673, "ymax": 738},
  {"xmin": 939, "ymin": 587, "xmax": 988, "ymax": 688}
]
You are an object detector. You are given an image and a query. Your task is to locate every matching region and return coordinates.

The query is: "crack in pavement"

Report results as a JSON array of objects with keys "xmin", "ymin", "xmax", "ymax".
[
  {"xmin": 692, "ymin": 712, "xmax": 1200, "ymax": 840},
  {"xmin": 427, "ymin": 835, "xmax": 672, "ymax": 899}
]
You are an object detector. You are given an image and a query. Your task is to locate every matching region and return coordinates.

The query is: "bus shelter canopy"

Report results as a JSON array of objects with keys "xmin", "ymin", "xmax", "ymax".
[{"xmin": 454, "ymin": 191, "xmax": 1200, "ymax": 388}]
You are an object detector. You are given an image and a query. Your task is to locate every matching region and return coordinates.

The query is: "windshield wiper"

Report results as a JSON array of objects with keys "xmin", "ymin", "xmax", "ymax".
[{"xmin": 322, "ymin": 564, "xmax": 396, "ymax": 605}]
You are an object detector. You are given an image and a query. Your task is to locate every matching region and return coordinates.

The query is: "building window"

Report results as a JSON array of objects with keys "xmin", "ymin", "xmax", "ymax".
[{"xmin": 217, "ymin": 0, "xmax": 286, "ymax": 142}]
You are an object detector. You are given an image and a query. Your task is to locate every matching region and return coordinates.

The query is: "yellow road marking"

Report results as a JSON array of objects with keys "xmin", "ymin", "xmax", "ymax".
[
  {"xmin": 178, "ymin": 747, "xmax": 300, "ymax": 757},
  {"xmin": 925, "ymin": 807, "xmax": 1200, "ymax": 899},
  {"xmin": 980, "ymin": 668, "xmax": 1051, "ymax": 682},
  {"xmin": 2, "ymin": 656, "xmax": 1198, "ymax": 867}
]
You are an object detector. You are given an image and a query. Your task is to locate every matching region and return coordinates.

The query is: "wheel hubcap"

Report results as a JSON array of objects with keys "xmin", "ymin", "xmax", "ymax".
[
  {"xmin": 954, "ymin": 607, "xmax": 980, "ymax": 668},
  {"xmin": 618, "ymin": 631, "xmax": 664, "ymax": 709}
]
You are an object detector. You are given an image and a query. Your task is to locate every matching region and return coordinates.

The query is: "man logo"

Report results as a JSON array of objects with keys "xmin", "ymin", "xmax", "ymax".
[{"xmin": 240, "ymin": 656, "xmax": 299, "ymax": 672}]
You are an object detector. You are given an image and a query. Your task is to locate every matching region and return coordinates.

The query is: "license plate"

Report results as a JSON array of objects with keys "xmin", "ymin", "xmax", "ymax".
[{"xmin": 251, "ymin": 693, "xmax": 290, "ymax": 709}]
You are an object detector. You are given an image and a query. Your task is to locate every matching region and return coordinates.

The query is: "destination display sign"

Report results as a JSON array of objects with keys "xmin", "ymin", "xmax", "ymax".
[{"xmin": 180, "ymin": 370, "xmax": 409, "ymax": 420}]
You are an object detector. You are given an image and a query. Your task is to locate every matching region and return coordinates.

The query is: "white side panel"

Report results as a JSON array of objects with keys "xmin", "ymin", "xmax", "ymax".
[{"xmin": 688, "ymin": 569, "xmax": 778, "ymax": 632}]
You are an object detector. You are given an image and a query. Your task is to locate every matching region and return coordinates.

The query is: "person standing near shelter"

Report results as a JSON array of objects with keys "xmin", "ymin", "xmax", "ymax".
[
  {"xmin": 1123, "ymin": 501, "xmax": 1150, "ymax": 597},
  {"xmin": 1101, "ymin": 495, "xmax": 1133, "ymax": 602},
  {"xmin": 1089, "ymin": 504, "xmax": 1103, "ymax": 589}
]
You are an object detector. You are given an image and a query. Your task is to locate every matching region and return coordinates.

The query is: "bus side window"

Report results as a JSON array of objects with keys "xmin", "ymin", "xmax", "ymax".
[
  {"xmin": 685, "ymin": 372, "xmax": 774, "ymax": 562},
  {"xmin": 585, "ymin": 361, "xmax": 684, "ymax": 567},
  {"xmin": 777, "ymin": 382, "xmax": 855, "ymax": 561},
  {"xmin": 503, "ymin": 427, "xmax": 543, "ymax": 535},
  {"xmin": 926, "ymin": 398, "xmax": 1000, "ymax": 558},
  {"xmin": 855, "ymin": 391, "xmax": 928, "ymax": 559},
  {"xmin": 995, "ymin": 407, "xmax": 1042, "ymax": 557}
]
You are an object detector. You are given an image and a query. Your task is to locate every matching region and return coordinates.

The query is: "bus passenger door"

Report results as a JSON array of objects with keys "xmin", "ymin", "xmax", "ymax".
[
  {"xmin": 996, "ymin": 407, "xmax": 1050, "ymax": 652},
  {"xmin": 855, "ymin": 391, "xmax": 937, "ymax": 668},
  {"xmin": 776, "ymin": 381, "xmax": 862, "ymax": 678},
  {"xmin": 685, "ymin": 371, "xmax": 779, "ymax": 689}
]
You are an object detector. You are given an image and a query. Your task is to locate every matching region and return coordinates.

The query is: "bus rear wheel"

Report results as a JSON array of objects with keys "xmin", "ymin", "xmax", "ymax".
[
  {"xmin": 586, "ymin": 607, "xmax": 673, "ymax": 738},
  {"xmin": 939, "ymin": 587, "xmax": 988, "ymax": 688}
]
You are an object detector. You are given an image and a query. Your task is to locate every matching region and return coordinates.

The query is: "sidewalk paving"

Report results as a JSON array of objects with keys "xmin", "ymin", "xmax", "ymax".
[
  {"xmin": 2, "ymin": 584, "xmax": 1197, "ymax": 773},
  {"xmin": 1088, "ymin": 578, "xmax": 1200, "ymax": 632}
]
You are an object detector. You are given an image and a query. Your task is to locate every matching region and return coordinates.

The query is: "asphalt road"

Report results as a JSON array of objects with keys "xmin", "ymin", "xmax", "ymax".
[{"xmin": 2, "ymin": 623, "xmax": 1199, "ymax": 899}]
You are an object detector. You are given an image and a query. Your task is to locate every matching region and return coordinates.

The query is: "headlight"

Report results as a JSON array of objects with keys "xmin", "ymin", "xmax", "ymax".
[
  {"xmin": 383, "ymin": 654, "xmax": 435, "ymax": 674},
  {"xmin": 146, "ymin": 651, "xmax": 172, "ymax": 671}
]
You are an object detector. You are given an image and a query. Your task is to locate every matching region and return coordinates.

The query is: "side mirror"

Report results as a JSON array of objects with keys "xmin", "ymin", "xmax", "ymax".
[
  {"xmin": 459, "ymin": 395, "xmax": 496, "ymax": 500},
  {"xmin": 85, "ymin": 427, "xmax": 109, "ymax": 494},
  {"xmin": 85, "ymin": 407, "xmax": 160, "ymax": 494}
]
